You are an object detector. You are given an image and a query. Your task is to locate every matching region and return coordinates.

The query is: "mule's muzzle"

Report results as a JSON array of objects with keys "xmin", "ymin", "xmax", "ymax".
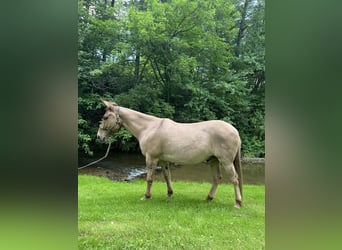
[{"xmin": 96, "ymin": 134, "xmax": 106, "ymax": 143}]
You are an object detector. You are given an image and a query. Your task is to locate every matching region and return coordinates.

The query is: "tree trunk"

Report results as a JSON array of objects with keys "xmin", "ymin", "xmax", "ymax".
[
  {"xmin": 134, "ymin": 52, "xmax": 140, "ymax": 84},
  {"xmin": 235, "ymin": 0, "xmax": 250, "ymax": 56}
]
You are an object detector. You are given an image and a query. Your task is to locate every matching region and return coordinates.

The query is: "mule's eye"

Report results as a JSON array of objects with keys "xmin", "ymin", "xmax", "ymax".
[{"xmin": 103, "ymin": 116, "xmax": 108, "ymax": 120}]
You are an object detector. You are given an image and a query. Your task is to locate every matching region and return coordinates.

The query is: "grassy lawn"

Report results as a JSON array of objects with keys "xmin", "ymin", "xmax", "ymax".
[{"xmin": 78, "ymin": 175, "xmax": 264, "ymax": 250}]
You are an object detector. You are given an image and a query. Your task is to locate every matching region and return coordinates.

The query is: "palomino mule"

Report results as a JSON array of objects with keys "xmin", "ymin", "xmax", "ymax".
[{"xmin": 97, "ymin": 100, "xmax": 243, "ymax": 208}]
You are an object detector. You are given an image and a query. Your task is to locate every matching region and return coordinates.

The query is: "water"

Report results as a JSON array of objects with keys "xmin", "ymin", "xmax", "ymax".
[{"xmin": 79, "ymin": 152, "xmax": 264, "ymax": 185}]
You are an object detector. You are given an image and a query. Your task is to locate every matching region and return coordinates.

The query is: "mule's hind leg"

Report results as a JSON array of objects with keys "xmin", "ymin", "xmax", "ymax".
[
  {"xmin": 222, "ymin": 163, "xmax": 242, "ymax": 208},
  {"xmin": 161, "ymin": 162, "xmax": 173, "ymax": 198},
  {"xmin": 206, "ymin": 158, "xmax": 222, "ymax": 201}
]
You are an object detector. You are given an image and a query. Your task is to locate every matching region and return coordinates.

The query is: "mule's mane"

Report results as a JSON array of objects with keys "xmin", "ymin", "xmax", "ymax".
[
  {"xmin": 120, "ymin": 106, "xmax": 161, "ymax": 120},
  {"xmin": 117, "ymin": 106, "xmax": 161, "ymax": 140}
]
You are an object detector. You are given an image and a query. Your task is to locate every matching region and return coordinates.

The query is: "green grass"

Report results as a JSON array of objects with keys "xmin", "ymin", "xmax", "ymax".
[{"xmin": 78, "ymin": 175, "xmax": 264, "ymax": 250}]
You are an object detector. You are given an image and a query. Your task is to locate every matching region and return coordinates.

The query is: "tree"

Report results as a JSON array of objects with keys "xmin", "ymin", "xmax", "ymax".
[
  {"xmin": 232, "ymin": 0, "xmax": 265, "ymax": 156},
  {"xmin": 78, "ymin": 0, "xmax": 265, "ymax": 157}
]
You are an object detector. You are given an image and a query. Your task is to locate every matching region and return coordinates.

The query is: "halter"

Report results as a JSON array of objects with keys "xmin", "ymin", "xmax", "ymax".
[{"xmin": 102, "ymin": 106, "xmax": 122, "ymax": 132}]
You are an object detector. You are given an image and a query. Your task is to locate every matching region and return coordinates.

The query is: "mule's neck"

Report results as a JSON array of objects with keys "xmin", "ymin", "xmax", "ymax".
[{"xmin": 119, "ymin": 107, "xmax": 160, "ymax": 139}]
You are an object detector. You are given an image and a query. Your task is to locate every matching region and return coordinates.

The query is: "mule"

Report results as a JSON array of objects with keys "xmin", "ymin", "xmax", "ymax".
[{"xmin": 97, "ymin": 100, "xmax": 243, "ymax": 208}]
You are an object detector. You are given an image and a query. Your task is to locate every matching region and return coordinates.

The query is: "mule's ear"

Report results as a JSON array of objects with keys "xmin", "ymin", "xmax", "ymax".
[{"xmin": 101, "ymin": 99, "xmax": 114, "ymax": 110}]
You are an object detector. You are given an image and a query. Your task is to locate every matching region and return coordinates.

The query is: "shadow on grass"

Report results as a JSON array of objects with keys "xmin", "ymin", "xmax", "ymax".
[{"xmin": 132, "ymin": 193, "xmax": 239, "ymax": 212}]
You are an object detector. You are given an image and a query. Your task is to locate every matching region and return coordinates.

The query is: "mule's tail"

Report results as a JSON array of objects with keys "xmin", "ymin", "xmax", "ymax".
[{"xmin": 234, "ymin": 147, "xmax": 243, "ymax": 200}]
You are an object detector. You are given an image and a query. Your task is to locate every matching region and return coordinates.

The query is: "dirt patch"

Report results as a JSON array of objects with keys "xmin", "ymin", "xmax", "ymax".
[{"xmin": 79, "ymin": 167, "xmax": 128, "ymax": 181}]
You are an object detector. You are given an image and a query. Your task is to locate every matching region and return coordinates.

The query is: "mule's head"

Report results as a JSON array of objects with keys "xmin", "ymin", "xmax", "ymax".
[{"xmin": 96, "ymin": 100, "xmax": 122, "ymax": 142}]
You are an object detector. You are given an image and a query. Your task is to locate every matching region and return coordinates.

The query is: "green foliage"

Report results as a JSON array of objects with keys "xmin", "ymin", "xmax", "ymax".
[
  {"xmin": 115, "ymin": 83, "xmax": 175, "ymax": 118},
  {"xmin": 78, "ymin": 175, "xmax": 265, "ymax": 249},
  {"xmin": 110, "ymin": 129, "xmax": 138, "ymax": 152},
  {"xmin": 78, "ymin": 114, "xmax": 93, "ymax": 156},
  {"xmin": 78, "ymin": 0, "xmax": 265, "ymax": 157}
]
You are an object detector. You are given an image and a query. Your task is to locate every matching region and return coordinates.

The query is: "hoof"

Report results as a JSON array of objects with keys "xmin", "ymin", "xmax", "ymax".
[
  {"xmin": 206, "ymin": 195, "xmax": 214, "ymax": 201},
  {"xmin": 234, "ymin": 200, "xmax": 242, "ymax": 208},
  {"xmin": 167, "ymin": 190, "xmax": 173, "ymax": 197},
  {"xmin": 141, "ymin": 194, "xmax": 151, "ymax": 200}
]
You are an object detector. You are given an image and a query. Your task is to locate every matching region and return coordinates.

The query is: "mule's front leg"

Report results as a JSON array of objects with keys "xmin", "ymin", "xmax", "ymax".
[{"xmin": 143, "ymin": 156, "xmax": 158, "ymax": 199}]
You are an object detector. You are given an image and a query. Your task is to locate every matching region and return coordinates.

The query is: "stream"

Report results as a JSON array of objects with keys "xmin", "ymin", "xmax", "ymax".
[{"xmin": 78, "ymin": 152, "xmax": 264, "ymax": 185}]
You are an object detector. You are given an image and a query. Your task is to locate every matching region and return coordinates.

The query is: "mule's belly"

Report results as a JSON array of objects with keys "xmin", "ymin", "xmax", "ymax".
[
  {"xmin": 160, "ymin": 144, "xmax": 212, "ymax": 165},
  {"xmin": 161, "ymin": 154, "xmax": 210, "ymax": 165}
]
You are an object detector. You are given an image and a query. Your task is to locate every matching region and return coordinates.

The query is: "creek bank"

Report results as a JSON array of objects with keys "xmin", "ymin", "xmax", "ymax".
[{"xmin": 78, "ymin": 157, "xmax": 264, "ymax": 183}]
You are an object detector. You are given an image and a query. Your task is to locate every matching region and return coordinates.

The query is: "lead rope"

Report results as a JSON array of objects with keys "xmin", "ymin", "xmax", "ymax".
[{"xmin": 78, "ymin": 142, "xmax": 112, "ymax": 170}]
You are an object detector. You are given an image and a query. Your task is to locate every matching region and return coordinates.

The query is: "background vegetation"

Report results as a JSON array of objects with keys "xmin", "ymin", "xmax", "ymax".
[{"xmin": 78, "ymin": 0, "xmax": 265, "ymax": 157}]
